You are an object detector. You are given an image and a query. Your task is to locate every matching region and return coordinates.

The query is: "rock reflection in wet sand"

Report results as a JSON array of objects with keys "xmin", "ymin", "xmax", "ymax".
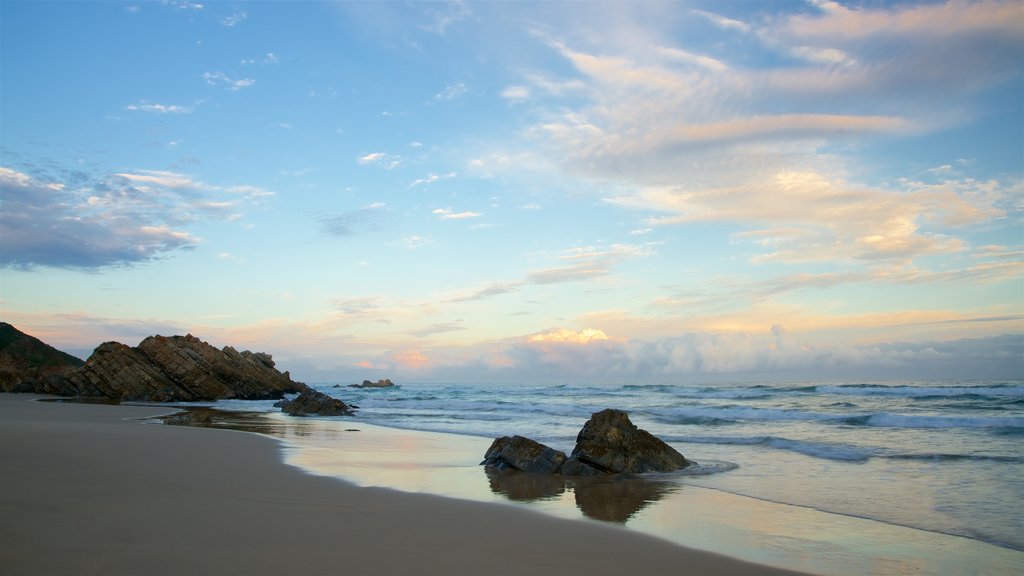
[{"xmin": 485, "ymin": 468, "xmax": 679, "ymax": 523}]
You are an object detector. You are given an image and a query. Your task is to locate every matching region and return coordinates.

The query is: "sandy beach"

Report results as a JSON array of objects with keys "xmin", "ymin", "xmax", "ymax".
[{"xmin": 0, "ymin": 394, "xmax": 808, "ymax": 576}]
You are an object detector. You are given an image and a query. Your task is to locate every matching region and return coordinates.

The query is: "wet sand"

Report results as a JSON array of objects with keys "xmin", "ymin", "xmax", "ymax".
[{"xmin": 0, "ymin": 395, "xmax": 808, "ymax": 576}]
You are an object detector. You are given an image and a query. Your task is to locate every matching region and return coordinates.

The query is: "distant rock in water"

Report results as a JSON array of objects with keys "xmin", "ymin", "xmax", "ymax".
[
  {"xmin": 0, "ymin": 322, "xmax": 84, "ymax": 394},
  {"xmin": 348, "ymin": 378, "xmax": 396, "ymax": 389},
  {"xmin": 481, "ymin": 409, "xmax": 689, "ymax": 476},
  {"xmin": 277, "ymin": 389, "xmax": 356, "ymax": 417}
]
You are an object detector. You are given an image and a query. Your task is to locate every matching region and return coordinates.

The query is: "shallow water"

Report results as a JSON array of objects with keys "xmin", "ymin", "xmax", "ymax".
[
  {"xmin": 167, "ymin": 379, "xmax": 1024, "ymax": 574},
  {"xmin": 161, "ymin": 411, "xmax": 1024, "ymax": 576}
]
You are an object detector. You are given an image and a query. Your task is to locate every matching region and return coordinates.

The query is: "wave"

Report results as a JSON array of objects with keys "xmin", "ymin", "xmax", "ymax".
[
  {"xmin": 884, "ymin": 453, "xmax": 1024, "ymax": 464},
  {"xmin": 817, "ymin": 384, "xmax": 1024, "ymax": 399},
  {"xmin": 669, "ymin": 435, "xmax": 875, "ymax": 462},
  {"xmin": 841, "ymin": 412, "xmax": 1024, "ymax": 430}
]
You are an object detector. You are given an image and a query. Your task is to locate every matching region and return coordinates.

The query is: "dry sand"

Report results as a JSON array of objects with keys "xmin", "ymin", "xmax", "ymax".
[{"xmin": 0, "ymin": 394, "xmax": 810, "ymax": 576}]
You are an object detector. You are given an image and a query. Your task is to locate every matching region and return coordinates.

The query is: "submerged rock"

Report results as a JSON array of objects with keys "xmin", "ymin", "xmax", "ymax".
[
  {"xmin": 481, "ymin": 409, "xmax": 689, "ymax": 476},
  {"xmin": 348, "ymin": 378, "xmax": 396, "ymax": 389},
  {"xmin": 277, "ymin": 389, "xmax": 356, "ymax": 417},
  {"xmin": 482, "ymin": 435, "xmax": 567, "ymax": 474},
  {"xmin": 568, "ymin": 409, "xmax": 688, "ymax": 474}
]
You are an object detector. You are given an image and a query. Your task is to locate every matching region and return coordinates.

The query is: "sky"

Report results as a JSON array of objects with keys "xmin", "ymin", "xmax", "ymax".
[{"xmin": 1, "ymin": 0, "xmax": 1022, "ymax": 384}]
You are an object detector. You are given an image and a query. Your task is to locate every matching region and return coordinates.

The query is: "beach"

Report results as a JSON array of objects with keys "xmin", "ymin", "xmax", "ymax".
[{"xmin": 0, "ymin": 394, "xmax": 807, "ymax": 576}]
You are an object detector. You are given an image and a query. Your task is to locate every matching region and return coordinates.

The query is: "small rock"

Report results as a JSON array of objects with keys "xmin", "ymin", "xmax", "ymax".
[
  {"xmin": 278, "ymin": 389, "xmax": 356, "ymax": 417},
  {"xmin": 481, "ymin": 435, "xmax": 567, "ymax": 474}
]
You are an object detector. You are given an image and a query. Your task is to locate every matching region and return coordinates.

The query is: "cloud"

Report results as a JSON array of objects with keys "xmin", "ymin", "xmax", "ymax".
[
  {"xmin": 408, "ymin": 322, "xmax": 466, "ymax": 337},
  {"xmin": 501, "ymin": 85, "xmax": 531, "ymax": 102},
  {"xmin": 445, "ymin": 326, "xmax": 1024, "ymax": 383},
  {"xmin": 435, "ymin": 82, "xmax": 468, "ymax": 101},
  {"xmin": 203, "ymin": 71, "xmax": 255, "ymax": 91},
  {"xmin": 0, "ymin": 166, "xmax": 270, "ymax": 270},
  {"xmin": 410, "ymin": 171, "xmax": 457, "ymax": 187},
  {"xmin": 432, "ymin": 208, "xmax": 481, "ymax": 220},
  {"xmin": 690, "ymin": 9, "xmax": 750, "ymax": 33},
  {"xmin": 606, "ymin": 170, "xmax": 1012, "ymax": 263},
  {"xmin": 357, "ymin": 152, "xmax": 403, "ymax": 169},
  {"xmin": 125, "ymin": 102, "xmax": 192, "ymax": 114},
  {"xmin": 527, "ymin": 244, "xmax": 651, "ymax": 284},
  {"xmin": 447, "ymin": 243, "xmax": 652, "ymax": 302},
  {"xmin": 222, "ymin": 10, "xmax": 246, "ymax": 27},
  {"xmin": 418, "ymin": 0, "xmax": 471, "ymax": 34}
]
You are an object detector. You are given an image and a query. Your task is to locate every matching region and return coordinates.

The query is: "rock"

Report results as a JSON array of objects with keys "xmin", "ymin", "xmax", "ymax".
[
  {"xmin": 348, "ymin": 378, "xmax": 396, "ymax": 389},
  {"xmin": 278, "ymin": 389, "xmax": 356, "ymax": 417},
  {"xmin": 481, "ymin": 435, "xmax": 567, "ymax": 474},
  {"xmin": 0, "ymin": 322, "xmax": 84, "ymax": 394},
  {"xmin": 66, "ymin": 334, "xmax": 307, "ymax": 402},
  {"xmin": 480, "ymin": 409, "xmax": 689, "ymax": 477},
  {"xmin": 566, "ymin": 409, "xmax": 688, "ymax": 474}
]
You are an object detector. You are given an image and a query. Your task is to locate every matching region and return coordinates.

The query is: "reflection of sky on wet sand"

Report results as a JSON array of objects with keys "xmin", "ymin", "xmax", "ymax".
[{"xmin": 162, "ymin": 408, "xmax": 1024, "ymax": 576}]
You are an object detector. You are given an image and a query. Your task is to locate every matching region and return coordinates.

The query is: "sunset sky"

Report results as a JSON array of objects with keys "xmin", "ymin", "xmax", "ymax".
[{"xmin": 2, "ymin": 1, "xmax": 1022, "ymax": 383}]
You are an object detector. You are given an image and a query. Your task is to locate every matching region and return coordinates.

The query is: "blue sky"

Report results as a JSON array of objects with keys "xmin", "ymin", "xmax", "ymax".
[{"xmin": 1, "ymin": 0, "xmax": 1022, "ymax": 383}]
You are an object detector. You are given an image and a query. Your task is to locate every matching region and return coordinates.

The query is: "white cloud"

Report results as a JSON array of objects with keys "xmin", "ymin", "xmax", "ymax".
[
  {"xmin": 435, "ymin": 82, "xmax": 468, "ymax": 101},
  {"xmin": 358, "ymin": 152, "xmax": 403, "ymax": 169},
  {"xmin": 418, "ymin": 0, "xmax": 471, "ymax": 35},
  {"xmin": 432, "ymin": 208, "xmax": 481, "ymax": 220},
  {"xmin": 410, "ymin": 171, "xmax": 457, "ymax": 187},
  {"xmin": 690, "ymin": 9, "xmax": 750, "ymax": 33},
  {"xmin": 124, "ymin": 102, "xmax": 192, "ymax": 114},
  {"xmin": 222, "ymin": 10, "xmax": 246, "ymax": 27},
  {"xmin": 501, "ymin": 85, "xmax": 531, "ymax": 102},
  {"xmin": 203, "ymin": 71, "xmax": 255, "ymax": 91}
]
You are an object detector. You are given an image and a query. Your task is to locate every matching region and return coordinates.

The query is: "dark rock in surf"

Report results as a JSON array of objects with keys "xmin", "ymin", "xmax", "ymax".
[
  {"xmin": 481, "ymin": 435, "xmax": 567, "ymax": 474},
  {"xmin": 566, "ymin": 409, "xmax": 688, "ymax": 474},
  {"xmin": 278, "ymin": 389, "xmax": 356, "ymax": 417},
  {"xmin": 481, "ymin": 409, "xmax": 689, "ymax": 476}
]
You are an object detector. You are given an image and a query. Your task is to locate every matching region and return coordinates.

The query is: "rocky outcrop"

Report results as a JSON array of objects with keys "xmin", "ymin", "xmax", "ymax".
[
  {"xmin": 568, "ymin": 409, "xmax": 689, "ymax": 474},
  {"xmin": 277, "ymin": 389, "xmax": 356, "ymax": 417},
  {"xmin": 348, "ymin": 378, "xmax": 396, "ymax": 389},
  {"xmin": 482, "ymin": 435, "xmax": 567, "ymax": 474},
  {"xmin": 481, "ymin": 409, "xmax": 689, "ymax": 476},
  {"xmin": 0, "ymin": 322, "xmax": 84, "ymax": 394},
  {"xmin": 66, "ymin": 334, "xmax": 305, "ymax": 402}
]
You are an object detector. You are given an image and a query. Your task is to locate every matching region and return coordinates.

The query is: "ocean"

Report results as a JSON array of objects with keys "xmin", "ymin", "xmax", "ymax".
[{"xmin": 207, "ymin": 379, "xmax": 1024, "ymax": 574}]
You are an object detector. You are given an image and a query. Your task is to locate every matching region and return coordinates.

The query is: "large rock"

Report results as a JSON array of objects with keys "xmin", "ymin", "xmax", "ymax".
[
  {"xmin": 481, "ymin": 435, "xmax": 567, "ymax": 474},
  {"xmin": 65, "ymin": 334, "xmax": 306, "ymax": 402},
  {"xmin": 277, "ymin": 389, "xmax": 356, "ymax": 417},
  {"xmin": 567, "ymin": 409, "xmax": 688, "ymax": 474},
  {"xmin": 480, "ymin": 409, "xmax": 689, "ymax": 477},
  {"xmin": 0, "ymin": 322, "xmax": 84, "ymax": 394}
]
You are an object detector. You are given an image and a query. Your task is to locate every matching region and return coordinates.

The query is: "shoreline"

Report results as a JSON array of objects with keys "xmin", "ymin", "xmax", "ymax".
[{"xmin": 0, "ymin": 394, "xmax": 808, "ymax": 576}]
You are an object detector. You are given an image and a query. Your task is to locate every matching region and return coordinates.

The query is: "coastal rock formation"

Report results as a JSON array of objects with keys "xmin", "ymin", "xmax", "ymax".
[
  {"xmin": 349, "ymin": 378, "xmax": 396, "ymax": 389},
  {"xmin": 482, "ymin": 435, "xmax": 567, "ymax": 474},
  {"xmin": 482, "ymin": 409, "xmax": 688, "ymax": 476},
  {"xmin": 569, "ymin": 409, "xmax": 689, "ymax": 474},
  {"xmin": 0, "ymin": 322, "xmax": 84, "ymax": 394},
  {"xmin": 277, "ymin": 389, "xmax": 356, "ymax": 417},
  {"xmin": 66, "ymin": 334, "xmax": 306, "ymax": 402}
]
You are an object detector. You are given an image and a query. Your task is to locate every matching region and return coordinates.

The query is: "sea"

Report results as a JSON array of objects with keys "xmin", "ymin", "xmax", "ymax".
[{"xmin": 202, "ymin": 379, "xmax": 1024, "ymax": 575}]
